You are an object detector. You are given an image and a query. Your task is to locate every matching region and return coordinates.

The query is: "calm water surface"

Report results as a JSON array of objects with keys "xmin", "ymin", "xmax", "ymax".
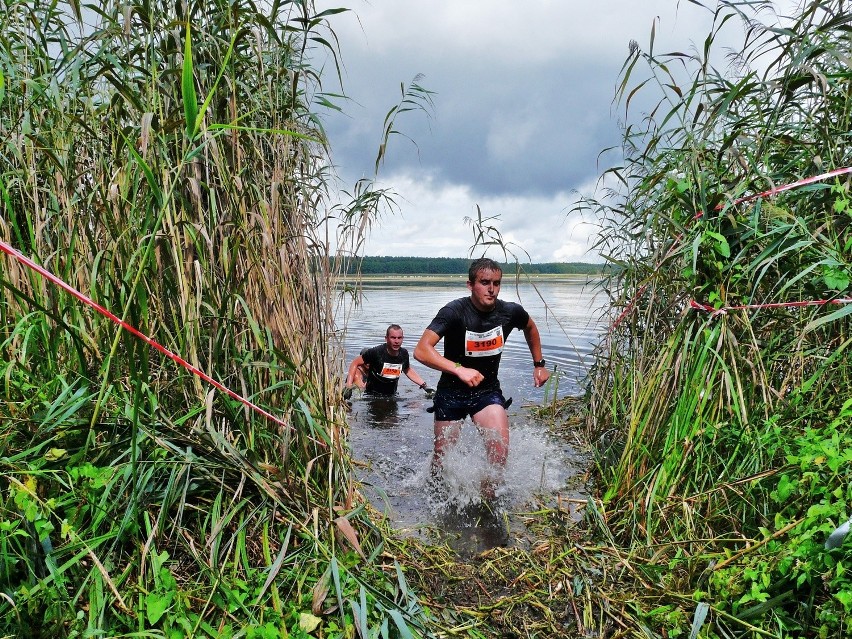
[{"xmin": 337, "ymin": 278, "xmax": 607, "ymax": 555}]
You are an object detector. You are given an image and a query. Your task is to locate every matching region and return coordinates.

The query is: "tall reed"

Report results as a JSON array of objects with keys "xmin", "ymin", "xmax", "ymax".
[
  {"xmin": 0, "ymin": 1, "xmax": 432, "ymax": 636},
  {"xmin": 582, "ymin": 0, "xmax": 852, "ymax": 635}
]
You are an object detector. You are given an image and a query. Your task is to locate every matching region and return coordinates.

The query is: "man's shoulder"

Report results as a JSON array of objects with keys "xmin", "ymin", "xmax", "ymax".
[
  {"xmin": 440, "ymin": 296, "xmax": 471, "ymax": 312},
  {"xmin": 496, "ymin": 298, "xmax": 528, "ymax": 314},
  {"xmin": 429, "ymin": 296, "xmax": 467, "ymax": 321},
  {"xmin": 362, "ymin": 344, "xmax": 385, "ymax": 357},
  {"xmin": 500, "ymin": 299, "xmax": 530, "ymax": 327},
  {"xmin": 428, "ymin": 297, "xmax": 472, "ymax": 333}
]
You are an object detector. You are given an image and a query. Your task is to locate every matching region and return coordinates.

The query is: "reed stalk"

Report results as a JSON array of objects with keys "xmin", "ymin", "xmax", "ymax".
[
  {"xmin": 0, "ymin": 1, "xmax": 433, "ymax": 636},
  {"xmin": 580, "ymin": 0, "xmax": 852, "ymax": 635}
]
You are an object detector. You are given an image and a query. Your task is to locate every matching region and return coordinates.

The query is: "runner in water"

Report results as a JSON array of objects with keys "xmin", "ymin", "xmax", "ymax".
[
  {"xmin": 414, "ymin": 258, "xmax": 550, "ymax": 499},
  {"xmin": 344, "ymin": 324, "xmax": 434, "ymax": 398}
]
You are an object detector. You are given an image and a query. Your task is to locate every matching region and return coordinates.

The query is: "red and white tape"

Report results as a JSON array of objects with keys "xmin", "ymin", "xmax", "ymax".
[
  {"xmin": 611, "ymin": 167, "xmax": 852, "ymax": 331},
  {"xmin": 0, "ymin": 239, "xmax": 291, "ymax": 431},
  {"xmin": 690, "ymin": 297, "xmax": 852, "ymax": 318}
]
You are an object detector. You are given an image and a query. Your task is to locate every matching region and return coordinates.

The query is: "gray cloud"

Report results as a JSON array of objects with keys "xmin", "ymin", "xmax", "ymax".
[
  {"xmin": 327, "ymin": 34, "xmax": 624, "ymax": 197},
  {"xmin": 318, "ymin": 0, "xmax": 792, "ymax": 262}
]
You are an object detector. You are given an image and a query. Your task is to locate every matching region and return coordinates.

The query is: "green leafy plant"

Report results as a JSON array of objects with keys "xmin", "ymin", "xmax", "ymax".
[
  {"xmin": 0, "ymin": 0, "xmax": 436, "ymax": 636},
  {"xmin": 576, "ymin": 0, "xmax": 852, "ymax": 636}
]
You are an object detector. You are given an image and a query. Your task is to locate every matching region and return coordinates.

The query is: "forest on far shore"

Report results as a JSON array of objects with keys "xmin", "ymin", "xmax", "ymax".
[{"xmin": 349, "ymin": 256, "xmax": 606, "ymax": 275}]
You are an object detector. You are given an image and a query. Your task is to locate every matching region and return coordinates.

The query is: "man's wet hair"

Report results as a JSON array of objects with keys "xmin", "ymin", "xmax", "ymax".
[
  {"xmin": 468, "ymin": 257, "xmax": 502, "ymax": 282},
  {"xmin": 386, "ymin": 324, "xmax": 403, "ymax": 336}
]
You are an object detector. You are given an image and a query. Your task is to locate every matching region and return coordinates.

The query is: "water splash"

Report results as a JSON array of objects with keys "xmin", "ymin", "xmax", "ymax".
[
  {"xmin": 349, "ymin": 395, "xmax": 588, "ymax": 555},
  {"xmin": 400, "ymin": 418, "xmax": 584, "ymax": 514}
]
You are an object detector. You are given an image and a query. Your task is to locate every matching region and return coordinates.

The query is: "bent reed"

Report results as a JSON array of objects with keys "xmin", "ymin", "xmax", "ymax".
[
  {"xmin": 579, "ymin": 0, "xmax": 852, "ymax": 636},
  {"xmin": 3, "ymin": 1, "xmax": 851, "ymax": 638},
  {"xmin": 0, "ymin": 1, "xmax": 431, "ymax": 637}
]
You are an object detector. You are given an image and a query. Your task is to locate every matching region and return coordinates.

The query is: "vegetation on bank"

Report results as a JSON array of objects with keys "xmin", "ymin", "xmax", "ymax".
[
  {"xmin": 348, "ymin": 256, "xmax": 605, "ymax": 276},
  {"xmin": 410, "ymin": 2, "xmax": 851, "ymax": 636},
  {"xmin": 0, "ymin": 1, "xmax": 433, "ymax": 637},
  {"xmin": 578, "ymin": 0, "xmax": 852, "ymax": 636},
  {"xmin": 2, "ymin": 1, "xmax": 850, "ymax": 638}
]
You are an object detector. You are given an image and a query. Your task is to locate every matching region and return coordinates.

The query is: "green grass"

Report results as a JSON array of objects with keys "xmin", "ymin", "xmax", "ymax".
[
  {"xmin": 4, "ymin": 1, "xmax": 851, "ymax": 637},
  {"xmin": 0, "ymin": 0, "xmax": 436, "ymax": 636},
  {"xmin": 577, "ymin": 0, "xmax": 852, "ymax": 636}
]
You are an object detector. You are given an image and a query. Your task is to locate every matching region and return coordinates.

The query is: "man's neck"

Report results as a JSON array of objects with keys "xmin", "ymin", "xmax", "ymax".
[{"xmin": 469, "ymin": 296, "xmax": 497, "ymax": 313}]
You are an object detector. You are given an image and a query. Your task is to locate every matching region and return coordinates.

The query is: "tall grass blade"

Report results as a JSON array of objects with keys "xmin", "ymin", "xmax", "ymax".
[{"xmin": 182, "ymin": 21, "xmax": 199, "ymax": 140}]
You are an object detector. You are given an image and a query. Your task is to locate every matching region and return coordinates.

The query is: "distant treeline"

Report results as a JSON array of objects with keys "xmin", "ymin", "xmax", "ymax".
[{"xmin": 348, "ymin": 256, "xmax": 606, "ymax": 275}]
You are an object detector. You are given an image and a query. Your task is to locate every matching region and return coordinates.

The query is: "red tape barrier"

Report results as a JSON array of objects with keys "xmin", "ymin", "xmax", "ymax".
[
  {"xmin": 690, "ymin": 297, "xmax": 852, "ymax": 318},
  {"xmin": 715, "ymin": 166, "xmax": 852, "ymax": 210},
  {"xmin": 0, "ymin": 239, "xmax": 290, "ymax": 431},
  {"xmin": 610, "ymin": 167, "xmax": 852, "ymax": 331}
]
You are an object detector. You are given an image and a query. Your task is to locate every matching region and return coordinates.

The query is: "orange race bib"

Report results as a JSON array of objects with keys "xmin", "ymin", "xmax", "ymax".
[
  {"xmin": 465, "ymin": 326, "xmax": 504, "ymax": 358},
  {"xmin": 379, "ymin": 363, "xmax": 403, "ymax": 379}
]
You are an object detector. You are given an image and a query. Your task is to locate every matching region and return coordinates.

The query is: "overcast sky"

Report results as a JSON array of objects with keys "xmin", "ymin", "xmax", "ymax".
[{"xmin": 318, "ymin": 1, "xmax": 796, "ymax": 263}]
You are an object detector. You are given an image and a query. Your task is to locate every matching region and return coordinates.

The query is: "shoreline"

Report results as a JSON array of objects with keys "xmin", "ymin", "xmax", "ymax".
[{"xmin": 342, "ymin": 273, "xmax": 601, "ymax": 284}]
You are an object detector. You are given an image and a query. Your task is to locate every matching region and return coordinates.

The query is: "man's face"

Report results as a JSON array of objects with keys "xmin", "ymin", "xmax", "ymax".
[
  {"xmin": 385, "ymin": 328, "xmax": 404, "ymax": 352},
  {"xmin": 467, "ymin": 268, "xmax": 502, "ymax": 311}
]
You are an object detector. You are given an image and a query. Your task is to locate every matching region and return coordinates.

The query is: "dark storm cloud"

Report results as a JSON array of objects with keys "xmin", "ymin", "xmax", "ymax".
[
  {"xmin": 318, "ymin": 1, "xmax": 793, "ymax": 261},
  {"xmin": 326, "ymin": 46, "xmax": 623, "ymax": 198}
]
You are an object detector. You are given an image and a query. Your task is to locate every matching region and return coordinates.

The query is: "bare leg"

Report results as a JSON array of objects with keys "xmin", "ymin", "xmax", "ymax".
[
  {"xmin": 432, "ymin": 419, "xmax": 462, "ymax": 475},
  {"xmin": 471, "ymin": 403, "xmax": 509, "ymax": 499}
]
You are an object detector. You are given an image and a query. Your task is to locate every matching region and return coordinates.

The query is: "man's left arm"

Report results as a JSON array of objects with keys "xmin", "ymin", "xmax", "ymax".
[
  {"xmin": 404, "ymin": 366, "xmax": 434, "ymax": 396},
  {"xmin": 404, "ymin": 366, "xmax": 426, "ymax": 387},
  {"xmin": 522, "ymin": 317, "xmax": 550, "ymax": 388},
  {"xmin": 403, "ymin": 354, "xmax": 434, "ymax": 395}
]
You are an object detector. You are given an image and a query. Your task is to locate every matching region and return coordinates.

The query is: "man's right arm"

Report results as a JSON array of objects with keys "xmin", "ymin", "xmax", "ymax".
[
  {"xmin": 345, "ymin": 354, "xmax": 367, "ymax": 388},
  {"xmin": 414, "ymin": 329, "xmax": 483, "ymax": 388}
]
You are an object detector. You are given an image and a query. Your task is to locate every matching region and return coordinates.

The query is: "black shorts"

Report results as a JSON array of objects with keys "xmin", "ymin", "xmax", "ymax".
[{"xmin": 432, "ymin": 387, "xmax": 507, "ymax": 421}]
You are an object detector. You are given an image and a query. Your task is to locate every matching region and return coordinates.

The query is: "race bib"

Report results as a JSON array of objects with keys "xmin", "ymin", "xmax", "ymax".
[
  {"xmin": 465, "ymin": 326, "xmax": 504, "ymax": 358},
  {"xmin": 379, "ymin": 363, "xmax": 403, "ymax": 379}
]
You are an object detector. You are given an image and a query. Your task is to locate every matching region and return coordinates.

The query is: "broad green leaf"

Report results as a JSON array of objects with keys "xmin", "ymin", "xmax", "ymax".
[
  {"xmin": 146, "ymin": 591, "xmax": 174, "ymax": 625},
  {"xmin": 299, "ymin": 612, "xmax": 321, "ymax": 633},
  {"xmin": 44, "ymin": 448, "xmax": 67, "ymax": 461},
  {"xmin": 823, "ymin": 267, "xmax": 850, "ymax": 292}
]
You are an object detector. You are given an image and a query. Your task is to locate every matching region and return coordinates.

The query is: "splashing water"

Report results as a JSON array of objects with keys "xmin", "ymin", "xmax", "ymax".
[
  {"xmin": 340, "ymin": 282, "xmax": 603, "ymax": 554},
  {"xmin": 349, "ymin": 396, "xmax": 588, "ymax": 555},
  {"xmin": 415, "ymin": 418, "xmax": 577, "ymax": 513}
]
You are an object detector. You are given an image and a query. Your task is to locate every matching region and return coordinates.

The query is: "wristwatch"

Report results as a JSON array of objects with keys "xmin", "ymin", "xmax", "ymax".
[{"xmin": 533, "ymin": 359, "xmax": 546, "ymax": 368}]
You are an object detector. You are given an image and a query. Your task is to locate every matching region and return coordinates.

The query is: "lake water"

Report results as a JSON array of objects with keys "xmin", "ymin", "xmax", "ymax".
[{"xmin": 336, "ymin": 277, "xmax": 608, "ymax": 555}]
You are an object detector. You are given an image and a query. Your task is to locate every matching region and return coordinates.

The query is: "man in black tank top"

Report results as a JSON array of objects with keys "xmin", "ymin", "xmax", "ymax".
[{"xmin": 414, "ymin": 258, "xmax": 550, "ymax": 499}]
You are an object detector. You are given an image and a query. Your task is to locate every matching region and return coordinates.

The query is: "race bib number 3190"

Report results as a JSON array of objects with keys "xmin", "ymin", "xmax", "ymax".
[{"xmin": 465, "ymin": 326, "xmax": 504, "ymax": 357}]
